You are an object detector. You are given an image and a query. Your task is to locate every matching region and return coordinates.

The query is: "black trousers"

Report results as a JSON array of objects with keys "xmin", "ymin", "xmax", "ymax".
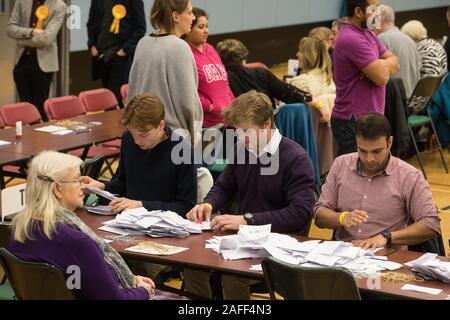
[
  {"xmin": 97, "ymin": 55, "xmax": 126, "ymax": 108},
  {"xmin": 331, "ymin": 116, "xmax": 357, "ymax": 156},
  {"xmin": 13, "ymin": 54, "xmax": 53, "ymax": 121}
]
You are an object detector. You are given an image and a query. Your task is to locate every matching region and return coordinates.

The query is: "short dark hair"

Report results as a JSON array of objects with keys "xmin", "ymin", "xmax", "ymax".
[
  {"xmin": 192, "ymin": 7, "xmax": 207, "ymax": 27},
  {"xmin": 347, "ymin": 0, "xmax": 369, "ymax": 17},
  {"xmin": 356, "ymin": 113, "xmax": 391, "ymax": 140}
]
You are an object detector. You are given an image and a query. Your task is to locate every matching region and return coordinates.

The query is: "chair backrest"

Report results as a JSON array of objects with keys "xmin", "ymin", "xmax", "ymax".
[
  {"xmin": 120, "ymin": 84, "xmax": 129, "ymax": 106},
  {"xmin": 81, "ymin": 154, "xmax": 105, "ymax": 180},
  {"xmin": 0, "ymin": 112, "xmax": 5, "ymax": 128},
  {"xmin": 44, "ymin": 96, "xmax": 86, "ymax": 120},
  {"xmin": 0, "ymin": 103, "xmax": 41, "ymax": 126},
  {"xmin": 0, "ymin": 222, "xmax": 12, "ymax": 249},
  {"xmin": 262, "ymin": 256, "xmax": 361, "ymax": 300},
  {"xmin": 275, "ymin": 103, "xmax": 321, "ymax": 185},
  {"xmin": 79, "ymin": 88, "xmax": 118, "ymax": 112},
  {"xmin": 0, "ymin": 247, "xmax": 75, "ymax": 300},
  {"xmin": 406, "ymin": 76, "xmax": 446, "ymax": 112}
]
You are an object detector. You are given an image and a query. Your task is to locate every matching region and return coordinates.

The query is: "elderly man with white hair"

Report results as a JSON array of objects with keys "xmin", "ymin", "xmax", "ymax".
[{"xmin": 377, "ymin": 5, "xmax": 420, "ymax": 98}]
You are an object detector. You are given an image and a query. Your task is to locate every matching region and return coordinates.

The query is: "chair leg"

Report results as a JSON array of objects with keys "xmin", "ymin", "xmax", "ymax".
[
  {"xmin": 408, "ymin": 125, "xmax": 427, "ymax": 179},
  {"xmin": 428, "ymin": 116, "xmax": 449, "ymax": 174}
]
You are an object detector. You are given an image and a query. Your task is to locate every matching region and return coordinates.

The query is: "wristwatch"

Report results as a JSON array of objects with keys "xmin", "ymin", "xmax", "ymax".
[
  {"xmin": 381, "ymin": 230, "xmax": 392, "ymax": 245},
  {"xmin": 244, "ymin": 213, "xmax": 254, "ymax": 225}
]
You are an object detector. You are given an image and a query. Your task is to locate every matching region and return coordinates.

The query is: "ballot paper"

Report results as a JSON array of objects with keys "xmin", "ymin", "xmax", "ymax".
[
  {"xmin": 85, "ymin": 186, "xmax": 117, "ymax": 201},
  {"xmin": 401, "ymin": 284, "xmax": 442, "ymax": 295},
  {"xmin": 52, "ymin": 129, "xmax": 73, "ymax": 135},
  {"xmin": 238, "ymin": 224, "xmax": 271, "ymax": 243},
  {"xmin": 125, "ymin": 241, "xmax": 188, "ymax": 256},
  {"xmin": 0, "ymin": 140, "xmax": 11, "ymax": 146},
  {"xmin": 85, "ymin": 205, "xmax": 115, "ymax": 215},
  {"xmin": 34, "ymin": 125, "xmax": 67, "ymax": 133}
]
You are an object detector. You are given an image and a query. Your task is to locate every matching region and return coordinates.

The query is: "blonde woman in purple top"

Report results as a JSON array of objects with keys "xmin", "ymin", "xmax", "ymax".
[
  {"xmin": 9, "ymin": 151, "xmax": 155, "ymax": 300},
  {"xmin": 315, "ymin": 113, "xmax": 441, "ymax": 250}
]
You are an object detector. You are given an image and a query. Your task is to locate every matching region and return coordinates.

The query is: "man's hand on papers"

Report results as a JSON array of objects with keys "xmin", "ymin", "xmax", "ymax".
[
  {"xmin": 110, "ymin": 198, "xmax": 143, "ymax": 213},
  {"xmin": 343, "ymin": 210, "xmax": 369, "ymax": 228},
  {"xmin": 81, "ymin": 176, "xmax": 105, "ymax": 191},
  {"xmin": 134, "ymin": 275, "xmax": 155, "ymax": 296},
  {"xmin": 352, "ymin": 234, "xmax": 387, "ymax": 250},
  {"xmin": 211, "ymin": 215, "xmax": 246, "ymax": 232},
  {"xmin": 187, "ymin": 203, "xmax": 212, "ymax": 224}
]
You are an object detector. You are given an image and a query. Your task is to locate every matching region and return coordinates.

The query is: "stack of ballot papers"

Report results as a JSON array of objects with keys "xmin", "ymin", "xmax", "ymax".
[
  {"xmin": 405, "ymin": 253, "xmax": 450, "ymax": 284},
  {"xmin": 99, "ymin": 207, "xmax": 208, "ymax": 238},
  {"xmin": 205, "ymin": 224, "xmax": 403, "ymax": 275},
  {"xmin": 85, "ymin": 186, "xmax": 117, "ymax": 201}
]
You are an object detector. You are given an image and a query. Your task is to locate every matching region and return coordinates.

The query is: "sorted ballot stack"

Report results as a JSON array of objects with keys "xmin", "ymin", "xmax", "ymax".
[
  {"xmin": 206, "ymin": 224, "xmax": 403, "ymax": 274},
  {"xmin": 101, "ymin": 207, "xmax": 204, "ymax": 238},
  {"xmin": 405, "ymin": 253, "xmax": 450, "ymax": 284}
]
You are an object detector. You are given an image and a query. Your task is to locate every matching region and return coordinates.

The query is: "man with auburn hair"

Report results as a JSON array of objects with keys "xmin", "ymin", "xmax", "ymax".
[
  {"xmin": 332, "ymin": 0, "xmax": 400, "ymax": 156},
  {"xmin": 82, "ymin": 93, "xmax": 197, "ymax": 217},
  {"xmin": 315, "ymin": 113, "xmax": 441, "ymax": 250},
  {"xmin": 184, "ymin": 90, "xmax": 315, "ymax": 300}
]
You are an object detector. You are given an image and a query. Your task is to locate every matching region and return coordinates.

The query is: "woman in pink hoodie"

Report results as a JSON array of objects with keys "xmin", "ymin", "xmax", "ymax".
[{"xmin": 184, "ymin": 8, "xmax": 235, "ymax": 128}]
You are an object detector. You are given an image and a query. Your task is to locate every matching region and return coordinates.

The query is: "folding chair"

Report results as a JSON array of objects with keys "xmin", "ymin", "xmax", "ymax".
[
  {"xmin": 0, "ymin": 103, "xmax": 42, "ymax": 186},
  {"xmin": 404, "ymin": 76, "xmax": 449, "ymax": 179},
  {"xmin": 261, "ymin": 256, "xmax": 361, "ymax": 300},
  {"xmin": 44, "ymin": 96, "xmax": 86, "ymax": 120},
  {"xmin": 0, "ymin": 248, "xmax": 75, "ymax": 300},
  {"xmin": 44, "ymin": 96, "xmax": 120, "ymax": 177},
  {"xmin": 78, "ymin": 89, "xmax": 121, "ymax": 176},
  {"xmin": 0, "ymin": 222, "xmax": 12, "ymax": 285}
]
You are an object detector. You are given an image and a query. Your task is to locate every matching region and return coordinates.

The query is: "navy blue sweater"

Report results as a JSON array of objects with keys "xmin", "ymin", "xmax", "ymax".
[
  {"xmin": 204, "ymin": 137, "xmax": 315, "ymax": 235},
  {"xmin": 104, "ymin": 130, "xmax": 197, "ymax": 217}
]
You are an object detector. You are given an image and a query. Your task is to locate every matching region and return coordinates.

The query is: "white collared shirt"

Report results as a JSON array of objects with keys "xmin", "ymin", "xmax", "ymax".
[{"xmin": 249, "ymin": 129, "xmax": 282, "ymax": 158}]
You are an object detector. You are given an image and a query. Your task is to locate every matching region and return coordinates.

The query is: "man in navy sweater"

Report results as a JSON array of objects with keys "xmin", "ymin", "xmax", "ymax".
[
  {"xmin": 185, "ymin": 90, "xmax": 315, "ymax": 299},
  {"xmin": 82, "ymin": 94, "xmax": 197, "ymax": 217}
]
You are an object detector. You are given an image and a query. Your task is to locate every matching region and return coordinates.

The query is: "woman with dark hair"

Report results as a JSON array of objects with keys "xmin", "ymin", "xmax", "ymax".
[
  {"xmin": 184, "ymin": 8, "xmax": 234, "ymax": 128},
  {"xmin": 216, "ymin": 39, "xmax": 312, "ymax": 109},
  {"xmin": 128, "ymin": 0, "xmax": 203, "ymax": 145}
]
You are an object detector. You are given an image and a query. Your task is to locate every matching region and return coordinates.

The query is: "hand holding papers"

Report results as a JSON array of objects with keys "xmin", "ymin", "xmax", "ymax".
[{"xmin": 85, "ymin": 186, "xmax": 117, "ymax": 201}]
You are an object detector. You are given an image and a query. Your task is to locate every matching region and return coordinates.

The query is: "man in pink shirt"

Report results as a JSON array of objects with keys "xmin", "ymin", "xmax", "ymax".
[{"xmin": 315, "ymin": 113, "xmax": 441, "ymax": 250}]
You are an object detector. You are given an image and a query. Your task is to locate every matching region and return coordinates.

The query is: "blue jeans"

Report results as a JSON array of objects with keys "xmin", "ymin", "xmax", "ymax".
[{"xmin": 331, "ymin": 117, "xmax": 357, "ymax": 156}]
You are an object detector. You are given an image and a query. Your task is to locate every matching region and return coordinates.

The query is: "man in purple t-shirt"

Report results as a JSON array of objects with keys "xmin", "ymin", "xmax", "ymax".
[{"xmin": 332, "ymin": 0, "xmax": 399, "ymax": 156}]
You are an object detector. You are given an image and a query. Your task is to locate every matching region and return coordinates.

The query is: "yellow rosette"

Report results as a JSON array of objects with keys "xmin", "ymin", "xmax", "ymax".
[
  {"xmin": 110, "ymin": 4, "xmax": 127, "ymax": 34},
  {"xmin": 35, "ymin": 5, "xmax": 49, "ymax": 30}
]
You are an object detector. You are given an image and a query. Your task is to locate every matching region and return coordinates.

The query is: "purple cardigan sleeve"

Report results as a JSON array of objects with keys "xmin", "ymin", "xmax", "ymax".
[
  {"xmin": 251, "ymin": 153, "xmax": 315, "ymax": 233},
  {"xmin": 70, "ymin": 236, "xmax": 148, "ymax": 300}
]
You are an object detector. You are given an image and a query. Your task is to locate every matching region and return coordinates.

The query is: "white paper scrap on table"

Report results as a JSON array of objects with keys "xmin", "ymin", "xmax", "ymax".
[
  {"xmin": 52, "ymin": 129, "xmax": 73, "ymax": 135},
  {"xmin": 238, "ymin": 224, "xmax": 271, "ymax": 243},
  {"xmin": 0, "ymin": 140, "xmax": 11, "ymax": 146},
  {"xmin": 401, "ymin": 284, "xmax": 442, "ymax": 295},
  {"xmin": 103, "ymin": 239, "xmax": 114, "ymax": 244},
  {"xmin": 312, "ymin": 241, "xmax": 344, "ymax": 255},
  {"xmin": 34, "ymin": 125, "xmax": 67, "ymax": 133},
  {"xmin": 250, "ymin": 264, "xmax": 262, "ymax": 271},
  {"xmin": 98, "ymin": 225, "xmax": 130, "ymax": 236},
  {"xmin": 305, "ymin": 251, "xmax": 342, "ymax": 267},
  {"xmin": 263, "ymin": 242, "xmax": 302, "ymax": 265}
]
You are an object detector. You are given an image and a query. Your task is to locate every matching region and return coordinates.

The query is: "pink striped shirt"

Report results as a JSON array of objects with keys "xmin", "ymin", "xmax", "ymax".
[{"xmin": 315, "ymin": 153, "xmax": 441, "ymax": 243}]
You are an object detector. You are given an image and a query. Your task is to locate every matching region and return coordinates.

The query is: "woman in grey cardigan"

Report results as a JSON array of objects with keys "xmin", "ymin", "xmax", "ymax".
[{"xmin": 127, "ymin": 0, "xmax": 203, "ymax": 146}]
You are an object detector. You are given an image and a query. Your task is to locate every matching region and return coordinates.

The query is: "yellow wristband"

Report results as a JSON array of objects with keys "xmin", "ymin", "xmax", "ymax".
[
  {"xmin": 339, "ymin": 211, "xmax": 349, "ymax": 225},
  {"xmin": 203, "ymin": 203, "xmax": 213, "ymax": 211},
  {"xmin": 316, "ymin": 100, "xmax": 324, "ymax": 110}
]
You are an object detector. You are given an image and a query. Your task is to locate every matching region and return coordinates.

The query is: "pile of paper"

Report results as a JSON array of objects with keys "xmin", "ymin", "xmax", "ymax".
[
  {"xmin": 406, "ymin": 253, "xmax": 450, "ymax": 284},
  {"xmin": 100, "ymin": 207, "xmax": 208, "ymax": 238},
  {"xmin": 206, "ymin": 224, "xmax": 403, "ymax": 275},
  {"xmin": 85, "ymin": 205, "xmax": 115, "ymax": 215}
]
